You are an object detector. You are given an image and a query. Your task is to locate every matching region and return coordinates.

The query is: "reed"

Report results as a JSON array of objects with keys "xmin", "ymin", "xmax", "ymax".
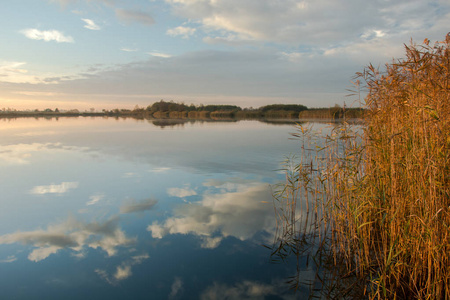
[{"xmin": 271, "ymin": 34, "xmax": 450, "ymax": 299}]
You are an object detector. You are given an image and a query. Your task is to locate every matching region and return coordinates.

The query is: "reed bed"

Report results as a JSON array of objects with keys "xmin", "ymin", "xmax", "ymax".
[{"xmin": 271, "ymin": 34, "xmax": 450, "ymax": 299}]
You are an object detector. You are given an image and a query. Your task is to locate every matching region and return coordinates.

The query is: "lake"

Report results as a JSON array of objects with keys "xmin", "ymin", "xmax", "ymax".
[{"xmin": 0, "ymin": 117, "xmax": 326, "ymax": 299}]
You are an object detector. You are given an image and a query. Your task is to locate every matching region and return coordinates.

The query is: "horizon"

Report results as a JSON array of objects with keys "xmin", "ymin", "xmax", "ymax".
[{"xmin": 1, "ymin": 0, "xmax": 449, "ymax": 111}]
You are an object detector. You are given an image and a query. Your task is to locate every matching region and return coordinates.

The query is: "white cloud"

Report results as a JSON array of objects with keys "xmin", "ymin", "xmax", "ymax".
[
  {"xmin": 131, "ymin": 253, "xmax": 150, "ymax": 264},
  {"xmin": 82, "ymin": 18, "xmax": 101, "ymax": 30},
  {"xmin": 120, "ymin": 198, "xmax": 158, "ymax": 214},
  {"xmin": 0, "ymin": 255, "xmax": 17, "ymax": 263},
  {"xmin": 114, "ymin": 264, "xmax": 132, "ymax": 280},
  {"xmin": 0, "ymin": 61, "xmax": 42, "ymax": 84},
  {"xmin": 21, "ymin": 28, "xmax": 74, "ymax": 43},
  {"xmin": 121, "ymin": 48, "xmax": 138, "ymax": 52},
  {"xmin": 149, "ymin": 167, "xmax": 171, "ymax": 173},
  {"xmin": 115, "ymin": 9, "xmax": 155, "ymax": 25},
  {"xmin": 28, "ymin": 245, "xmax": 61, "ymax": 262},
  {"xmin": 148, "ymin": 52, "xmax": 173, "ymax": 58},
  {"xmin": 148, "ymin": 183, "xmax": 275, "ymax": 248},
  {"xmin": 0, "ymin": 61, "xmax": 27, "ymax": 74},
  {"xmin": 0, "ymin": 216, "xmax": 135, "ymax": 261},
  {"xmin": 96, "ymin": 253, "xmax": 149, "ymax": 284},
  {"xmin": 30, "ymin": 182, "xmax": 79, "ymax": 195},
  {"xmin": 86, "ymin": 194, "xmax": 104, "ymax": 205},
  {"xmin": 167, "ymin": 186, "xmax": 197, "ymax": 198},
  {"xmin": 167, "ymin": 26, "xmax": 196, "ymax": 39}
]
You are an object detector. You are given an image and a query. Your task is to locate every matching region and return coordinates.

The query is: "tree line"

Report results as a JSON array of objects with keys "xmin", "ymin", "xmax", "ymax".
[{"xmin": 0, "ymin": 100, "xmax": 364, "ymax": 119}]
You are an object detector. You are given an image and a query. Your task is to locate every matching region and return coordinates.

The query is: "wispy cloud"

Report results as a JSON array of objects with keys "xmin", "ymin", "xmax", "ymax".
[
  {"xmin": 82, "ymin": 18, "xmax": 101, "ymax": 30},
  {"xmin": 0, "ymin": 61, "xmax": 27, "ymax": 74},
  {"xmin": 20, "ymin": 28, "xmax": 74, "ymax": 43},
  {"xmin": 115, "ymin": 9, "xmax": 154, "ymax": 26},
  {"xmin": 169, "ymin": 277, "xmax": 184, "ymax": 300},
  {"xmin": 86, "ymin": 194, "xmax": 104, "ymax": 205},
  {"xmin": 0, "ymin": 61, "xmax": 42, "ymax": 84},
  {"xmin": 200, "ymin": 281, "xmax": 277, "ymax": 299},
  {"xmin": 120, "ymin": 198, "xmax": 158, "ymax": 214},
  {"xmin": 148, "ymin": 52, "xmax": 172, "ymax": 58},
  {"xmin": 149, "ymin": 167, "xmax": 171, "ymax": 173},
  {"xmin": 0, "ymin": 143, "xmax": 89, "ymax": 166},
  {"xmin": 30, "ymin": 182, "xmax": 79, "ymax": 195},
  {"xmin": 122, "ymin": 172, "xmax": 137, "ymax": 178},
  {"xmin": 121, "ymin": 48, "xmax": 138, "ymax": 52},
  {"xmin": 167, "ymin": 26, "xmax": 196, "ymax": 39},
  {"xmin": 0, "ymin": 255, "xmax": 17, "ymax": 263}
]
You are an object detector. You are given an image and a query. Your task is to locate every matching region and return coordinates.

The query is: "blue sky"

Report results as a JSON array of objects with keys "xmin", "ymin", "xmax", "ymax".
[{"xmin": 0, "ymin": 0, "xmax": 449, "ymax": 110}]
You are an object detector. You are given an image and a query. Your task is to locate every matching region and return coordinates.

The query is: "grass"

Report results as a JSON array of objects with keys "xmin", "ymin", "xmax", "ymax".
[{"xmin": 271, "ymin": 34, "xmax": 450, "ymax": 299}]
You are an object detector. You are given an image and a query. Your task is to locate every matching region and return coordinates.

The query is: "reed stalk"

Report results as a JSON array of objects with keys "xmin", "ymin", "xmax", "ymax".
[{"xmin": 271, "ymin": 34, "xmax": 450, "ymax": 299}]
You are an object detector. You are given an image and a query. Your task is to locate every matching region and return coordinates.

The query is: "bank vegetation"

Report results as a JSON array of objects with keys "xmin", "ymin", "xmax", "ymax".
[{"xmin": 0, "ymin": 103, "xmax": 364, "ymax": 121}]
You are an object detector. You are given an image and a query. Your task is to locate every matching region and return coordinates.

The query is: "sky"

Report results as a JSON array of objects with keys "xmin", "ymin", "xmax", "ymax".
[{"xmin": 0, "ymin": 0, "xmax": 449, "ymax": 110}]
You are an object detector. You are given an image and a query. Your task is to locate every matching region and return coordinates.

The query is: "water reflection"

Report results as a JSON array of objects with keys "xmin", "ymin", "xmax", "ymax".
[
  {"xmin": 0, "ymin": 216, "xmax": 135, "ymax": 261},
  {"xmin": 0, "ymin": 118, "xmax": 317, "ymax": 299},
  {"xmin": 149, "ymin": 182, "xmax": 275, "ymax": 249}
]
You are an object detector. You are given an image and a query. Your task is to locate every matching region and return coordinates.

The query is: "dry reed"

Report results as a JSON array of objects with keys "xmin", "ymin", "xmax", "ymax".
[{"xmin": 271, "ymin": 34, "xmax": 450, "ymax": 299}]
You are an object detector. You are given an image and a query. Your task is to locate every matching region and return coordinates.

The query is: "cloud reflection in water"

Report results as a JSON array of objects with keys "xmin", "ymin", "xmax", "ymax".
[
  {"xmin": 148, "ymin": 183, "xmax": 275, "ymax": 248},
  {"xmin": 0, "ymin": 216, "xmax": 135, "ymax": 261}
]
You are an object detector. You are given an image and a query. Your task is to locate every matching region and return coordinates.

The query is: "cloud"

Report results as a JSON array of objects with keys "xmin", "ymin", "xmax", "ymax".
[
  {"xmin": 164, "ymin": 0, "xmax": 450, "ymax": 56},
  {"xmin": 121, "ymin": 48, "xmax": 138, "ymax": 52},
  {"xmin": 120, "ymin": 198, "xmax": 158, "ymax": 214},
  {"xmin": 49, "ymin": 49, "xmax": 337, "ymax": 106},
  {"xmin": 148, "ymin": 52, "xmax": 172, "ymax": 58},
  {"xmin": 86, "ymin": 194, "xmax": 104, "ymax": 205},
  {"xmin": 0, "ymin": 61, "xmax": 44, "ymax": 84},
  {"xmin": 50, "ymin": 0, "xmax": 115, "ymax": 7},
  {"xmin": 82, "ymin": 18, "xmax": 101, "ymax": 30},
  {"xmin": 0, "ymin": 255, "xmax": 17, "ymax": 263},
  {"xmin": 169, "ymin": 277, "xmax": 184, "ymax": 300},
  {"xmin": 115, "ymin": 9, "xmax": 155, "ymax": 25},
  {"xmin": 167, "ymin": 186, "xmax": 197, "ymax": 198},
  {"xmin": 114, "ymin": 264, "xmax": 132, "ymax": 280},
  {"xmin": 167, "ymin": 26, "xmax": 196, "ymax": 39},
  {"xmin": 21, "ymin": 29, "xmax": 74, "ymax": 43},
  {"xmin": 96, "ymin": 253, "xmax": 149, "ymax": 284},
  {"xmin": 148, "ymin": 183, "xmax": 275, "ymax": 248},
  {"xmin": 149, "ymin": 167, "xmax": 171, "ymax": 173},
  {"xmin": 0, "ymin": 61, "xmax": 27, "ymax": 74},
  {"xmin": 122, "ymin": 172, "xmax": 137, "ymax": 178},
  {"xmin": 131, "ymin": 253, "xmax": 150, "ymax": 264},
  {"xmin": 203, "ymin": 178, "xmax": 260, "ymax": 191},
  {"xmin": 30, "ymin": 182, "xmax": 79, "ymax": 195},
  {"xmin": 0, "ymin": 216, "xmax": 135, "ymax": 261},
  {"xmin": 114, "ymin": 254, "xmax": 149, "ymax": 280},
  {"xmin": 200, "ymin": 281, "xmax": 276, "ymax": 300},
  {"xmin": 0, "ymin": 143, "xmax": 89, "ymax": 166}
]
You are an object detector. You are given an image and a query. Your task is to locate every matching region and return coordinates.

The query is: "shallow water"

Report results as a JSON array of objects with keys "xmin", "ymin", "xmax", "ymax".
[{"xmin": 0, "ymin": 117, "xmax": 330, "ymax": 299}]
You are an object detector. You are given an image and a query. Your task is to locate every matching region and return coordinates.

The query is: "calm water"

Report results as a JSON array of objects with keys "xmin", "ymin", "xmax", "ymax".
[{"xmin": 0, "ymin": 117, "xmax": 322, "ymax": 299}]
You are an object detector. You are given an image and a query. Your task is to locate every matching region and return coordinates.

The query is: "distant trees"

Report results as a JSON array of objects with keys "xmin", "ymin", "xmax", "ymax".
[{"xmin": 259, "ymin": 104, "xmax": 307, "ymax": 113}]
